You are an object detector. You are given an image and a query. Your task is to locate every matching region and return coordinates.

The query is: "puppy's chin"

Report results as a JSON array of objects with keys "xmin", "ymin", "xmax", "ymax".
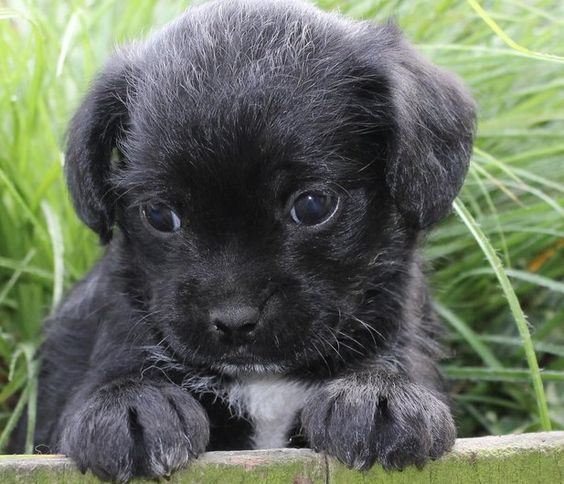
[
  {"xmin": 198, "ymin": 345, "xmax": 291, "ymax": 375},
  {"xmin": 165, "ymin": 338, "xmax": 299, "ymax": 375},
  {"xmin": 209, "ymin": 361, "xmax": 288, "ymax": 377}
]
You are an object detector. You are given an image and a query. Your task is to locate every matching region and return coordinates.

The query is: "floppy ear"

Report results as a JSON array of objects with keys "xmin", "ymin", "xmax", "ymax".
[
  {"xmin": 380, "ymin": 29, "xmax": 476, "ymax": 228},
  {"xmin": 65, "ymin": 57, "xmax": 131, "ymax": 244}
]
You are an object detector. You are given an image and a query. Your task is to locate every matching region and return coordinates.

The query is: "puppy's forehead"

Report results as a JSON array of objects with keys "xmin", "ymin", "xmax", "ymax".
[{"xmin": 120, "ymin": 0, "xmax": 383, "ymax": 183}]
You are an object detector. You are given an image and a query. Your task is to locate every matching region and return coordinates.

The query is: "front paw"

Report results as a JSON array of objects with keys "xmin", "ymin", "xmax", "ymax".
[
  {"xmin": 301, "ymin": 376, "xmax": 455, "ymax": 470},
  {"xmin": 59, "ymin": 381, "xmax": 209, "ymax": 482}
]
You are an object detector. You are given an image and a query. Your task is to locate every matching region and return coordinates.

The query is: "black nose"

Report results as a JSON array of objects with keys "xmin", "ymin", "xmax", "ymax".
[{"xmin": 209, "ymin": 303, "xmax": 259, "ymax": 339}]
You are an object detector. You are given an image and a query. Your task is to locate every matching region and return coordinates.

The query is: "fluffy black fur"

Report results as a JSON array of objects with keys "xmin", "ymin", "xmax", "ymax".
[{"xmin": 10, "ymin": 0, "xmax": 476, "ymax": 480}]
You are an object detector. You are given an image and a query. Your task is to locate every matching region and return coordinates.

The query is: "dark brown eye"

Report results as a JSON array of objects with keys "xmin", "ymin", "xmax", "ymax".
[
  {"xmin": 141, "ymin": 204, "xmax": 181, "ymax": 232},
  {"xmin": 290, "ymin": 191, "xmax": 338, "ymax": 226}
]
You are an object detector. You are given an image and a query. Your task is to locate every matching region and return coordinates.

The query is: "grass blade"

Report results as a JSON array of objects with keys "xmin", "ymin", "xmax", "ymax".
[
  {"xmin": 453, "ymin": 199, "xmax": 552, "ymax": 430},
  {"xmin": 435, "ymin": 302, "xmax": 502, "ymax": 368},
  {"xmin": 466, "ymin": 0, "xmax": 564, "ymax": 64},
  {"xmin": 0, "ymin": 251, "xmax": 36, "ymax": 308},
  {"xmin": 444, "ymin": 366, "xmax": 564, "ymax": 383},
  {"xmin": 0, "ymin": 386, "xmax": 28, "ymax": 452},
  {"xmin": 41, "ymin": 202, "xmax": 65, "ymax": 309}
]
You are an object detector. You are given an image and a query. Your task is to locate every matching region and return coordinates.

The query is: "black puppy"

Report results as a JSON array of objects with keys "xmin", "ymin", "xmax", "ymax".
[{"xmin": 10, "ymin": 0, "xmax": 475, "ymax": 481}]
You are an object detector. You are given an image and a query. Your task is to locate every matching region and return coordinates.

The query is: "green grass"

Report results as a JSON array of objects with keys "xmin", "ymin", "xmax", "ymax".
[{"xmin": 0, "ymin": 0, "xmax": 563, "ymax": 449}]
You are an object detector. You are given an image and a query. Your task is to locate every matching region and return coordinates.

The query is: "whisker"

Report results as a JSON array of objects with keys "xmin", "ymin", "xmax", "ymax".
[
  {"xmin": 317, "ymin": 332, "xmax": 345, "ymax": 363},
  {"xmin": 334, "ymin": 329, "xmax": 367, "ymax": 356},
  {"xmin": 311, "ymin": 339, "xmax": 330, "ymax": 372},
  {"xmin": 346, "ymin": 313, "xmax": 384, "ymax": 346}
]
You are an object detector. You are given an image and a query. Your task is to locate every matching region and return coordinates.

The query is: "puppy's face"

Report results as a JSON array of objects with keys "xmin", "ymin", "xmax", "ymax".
[
  {"xmin": 65, "ymin": 1, "xmax": 475, "ymax": 373},
  {"xmin": 116, "ymin": 69, "xmax": 397, "ymax": 372}
]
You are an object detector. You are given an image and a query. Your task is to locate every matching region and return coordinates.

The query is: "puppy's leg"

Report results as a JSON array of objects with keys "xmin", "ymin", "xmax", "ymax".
[
  {"xmin": 301, "ymin": 363, "xmax": 455, "ymax": 470},
  {"xmin": 57, "ymin": 377, "xmax": 209, "ymax": 482}
]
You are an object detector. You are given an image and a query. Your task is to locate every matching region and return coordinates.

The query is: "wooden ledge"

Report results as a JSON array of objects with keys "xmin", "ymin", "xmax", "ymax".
[{"xmin": 1, "ymin": 432, "xmax": 562, "ymax": 483}]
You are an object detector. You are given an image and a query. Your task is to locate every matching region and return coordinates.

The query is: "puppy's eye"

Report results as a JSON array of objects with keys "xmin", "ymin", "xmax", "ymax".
[
  {"xmin": 141, "ymin": 204, "xmax": 181, "ymax": 232},
  {"xmin": 290, "ymin": 191, "xmax": 339, "ymax": 226}
]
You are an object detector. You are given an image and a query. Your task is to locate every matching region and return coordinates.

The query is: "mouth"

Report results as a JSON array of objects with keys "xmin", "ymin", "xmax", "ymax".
[
  {"xmin": 216, "ymin": 346, "xmax": 267, "ymax": 364},
  {"xmin": 210, "ymin": 358, "xmax": 287, "ymax": 375},
  {"xmin": 209, "ymin": 346, "xmax": 290, "ymax": 374}
]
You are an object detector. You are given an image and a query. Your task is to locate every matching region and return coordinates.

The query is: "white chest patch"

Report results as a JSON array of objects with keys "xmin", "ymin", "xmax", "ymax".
[{"xmin": 225, "ymin": 377, "xmax": 316, "ymax": 449}]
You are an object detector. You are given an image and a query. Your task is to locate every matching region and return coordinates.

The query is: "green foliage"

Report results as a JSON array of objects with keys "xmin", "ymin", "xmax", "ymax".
[{"xmin": 0, "ymin": 0, "xmax": 562, "ymax": 446}]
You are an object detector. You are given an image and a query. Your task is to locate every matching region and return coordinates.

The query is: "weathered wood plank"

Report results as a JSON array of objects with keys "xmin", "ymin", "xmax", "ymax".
[
  {"xmin": 0, "ymin": 432, "xmax": 562, "ymax": 483},
  {"xmin": 0, "ymin": 448, "xmax": 326, "ymax": 484},
  {"xmin": 329, "ymin": 432, "xmax": 564, "ymax": 484}
]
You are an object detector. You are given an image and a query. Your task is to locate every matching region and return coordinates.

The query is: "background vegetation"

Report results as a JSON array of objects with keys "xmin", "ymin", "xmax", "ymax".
[{"xmin": 0, "ymin": 0, "xmax": 562, "ymax": 452}]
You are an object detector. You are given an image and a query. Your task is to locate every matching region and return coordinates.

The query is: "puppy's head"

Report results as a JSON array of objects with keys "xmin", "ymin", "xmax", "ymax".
[{"xmin": 65, "ymin": 0, "xmax": 475, "ymax": 373}]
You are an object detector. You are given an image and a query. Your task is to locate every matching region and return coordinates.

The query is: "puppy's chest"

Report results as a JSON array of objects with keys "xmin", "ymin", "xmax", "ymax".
[
  {"xmin": 227, "ymin": 377, "xmax": 317, "ymax": 448},
  {"xmin": 187, "ymin": 376, "xmax": 316, "ymax": 449}
]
